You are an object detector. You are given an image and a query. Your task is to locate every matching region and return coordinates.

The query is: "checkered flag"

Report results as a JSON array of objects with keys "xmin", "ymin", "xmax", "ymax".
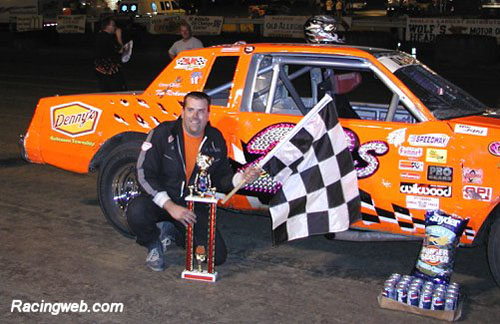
[{"xmin": 259, "ymin": 94, "xmax": 361, "ymax": 244}]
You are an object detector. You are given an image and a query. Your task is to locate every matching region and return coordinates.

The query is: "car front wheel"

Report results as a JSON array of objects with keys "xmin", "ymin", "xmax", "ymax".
[{"xmin": 97, "ymin": 142, "xmax": 142, "ymax": 238}]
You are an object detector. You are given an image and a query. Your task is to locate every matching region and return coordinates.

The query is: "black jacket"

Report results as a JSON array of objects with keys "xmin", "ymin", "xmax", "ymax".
[{"xmin": 137, "ymin": 118, "xmax": 235, "ymax": 207}]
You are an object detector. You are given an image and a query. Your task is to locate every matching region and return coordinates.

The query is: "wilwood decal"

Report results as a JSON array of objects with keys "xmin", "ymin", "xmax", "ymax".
[
  {"xmin": 400, "ymin": 182, "xmax": 452, "ymax": 197},
  {"xmin": 50, "ymin": 102, "xmax": 101, "ymax": 138}
]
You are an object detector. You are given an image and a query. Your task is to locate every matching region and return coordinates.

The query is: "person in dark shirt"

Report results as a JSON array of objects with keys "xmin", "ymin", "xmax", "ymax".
[
  {"xmin": 127, "ymin": 92, "xmax": 261, "ymax": 272},
  {"xmin": 94, "ymin": 17, "xmax": 127, "ymax": 92}
]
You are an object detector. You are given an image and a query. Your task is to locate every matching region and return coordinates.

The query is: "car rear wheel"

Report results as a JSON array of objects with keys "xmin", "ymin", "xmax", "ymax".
[
  {"xmin": 97, "ymin": 142, "xmax": 142, "ymax": 238},
  {"xmin": 487, "ymin": 215, "xmax": 500, "ymax": 287}
]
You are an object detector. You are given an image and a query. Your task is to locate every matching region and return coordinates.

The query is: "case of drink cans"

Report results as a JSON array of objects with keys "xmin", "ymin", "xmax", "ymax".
[{"xmin": 378, "ymin": 273, "xmax": 463, "ymax": 321}]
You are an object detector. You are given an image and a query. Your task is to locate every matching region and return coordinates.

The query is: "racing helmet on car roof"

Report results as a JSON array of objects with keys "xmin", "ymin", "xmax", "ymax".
[{"xmin": 304, "ymin": 15, "xmax": 345, "ymax": 44}]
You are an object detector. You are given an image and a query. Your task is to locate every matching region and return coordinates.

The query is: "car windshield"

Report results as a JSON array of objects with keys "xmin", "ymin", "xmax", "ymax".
[{"xmin": 394, "ymin": 64, "xmax": 487, "ymax": 120}]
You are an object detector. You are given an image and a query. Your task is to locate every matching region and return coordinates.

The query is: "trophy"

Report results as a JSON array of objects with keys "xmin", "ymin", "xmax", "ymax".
[{"xmin": 181, "ymin": 154, "xmax": 218, "ymax": 282}]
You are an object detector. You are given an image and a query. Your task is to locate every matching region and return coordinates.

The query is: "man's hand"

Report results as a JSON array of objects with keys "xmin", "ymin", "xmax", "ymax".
[
  {"xmin": 242, "ymin": 166, "xmax": 262, "ymax": 184},
  {"xmin": 163, "ymin": 200, "xmax": 196, "ymax": 227}
]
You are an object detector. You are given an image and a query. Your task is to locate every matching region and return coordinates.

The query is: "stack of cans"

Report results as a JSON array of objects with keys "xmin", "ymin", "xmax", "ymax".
[{"xmin": 382, "ymin": 274, "xmax": 460, "ymax": 311}]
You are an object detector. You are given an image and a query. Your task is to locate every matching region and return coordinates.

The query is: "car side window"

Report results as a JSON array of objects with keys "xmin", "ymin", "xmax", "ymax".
[
  {"xmin": 331, "ymin": 69, "xmax": 416, "ymax": 123},
  {"xmin": 203, "ymin": 56, "xmax": 239, "ymax": 107},
  {"xmin": 246, "ymin": 55, "xmax": 416, "ymax": 123}
]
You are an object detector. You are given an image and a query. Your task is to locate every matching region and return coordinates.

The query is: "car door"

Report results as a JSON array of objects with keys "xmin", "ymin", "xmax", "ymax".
[{"xmin": 234, "ymin": 52, "xmax": 460, "ymax": 237}]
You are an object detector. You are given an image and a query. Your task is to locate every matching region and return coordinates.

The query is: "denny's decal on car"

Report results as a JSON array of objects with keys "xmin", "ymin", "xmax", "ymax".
[{"xmin": 50, "ymin": 102, "xmax": 102, "ymax": 138}]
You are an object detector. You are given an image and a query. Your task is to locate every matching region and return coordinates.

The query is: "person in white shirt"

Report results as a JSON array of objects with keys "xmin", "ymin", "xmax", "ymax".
[{"xmin": 168, "ymin": 21, "xmax": 203, "ymax": 59}]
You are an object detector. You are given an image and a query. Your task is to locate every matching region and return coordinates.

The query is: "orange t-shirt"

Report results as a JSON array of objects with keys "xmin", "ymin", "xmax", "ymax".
[{"xmin": 183, "ymin": 129, "xmax": 203, "ymax": 182}]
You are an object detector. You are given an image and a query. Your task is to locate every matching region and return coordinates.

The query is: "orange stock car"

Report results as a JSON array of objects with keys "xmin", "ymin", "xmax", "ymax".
[{"xmin": 20, "ymin": 44, "xmax": 500, "ymax": 283}]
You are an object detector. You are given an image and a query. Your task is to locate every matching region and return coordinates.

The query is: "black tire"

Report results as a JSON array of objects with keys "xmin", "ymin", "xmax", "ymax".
[
  {"xmin": 97, "ymin": 142, "xmax": 142, "ymax": 238},
  {"xmin": 488, "ymin": 215, "xmax": 500, "ymax": 287}
]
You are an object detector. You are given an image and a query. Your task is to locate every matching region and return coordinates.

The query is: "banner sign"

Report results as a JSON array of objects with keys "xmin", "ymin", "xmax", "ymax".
[
  {"xmin": 406, "ymin": 18, "xmax": 500, "ymax": 43},
  {"xmin": 263, "ymin": 16, "xmax": 309, "ymax": 38},
  {"xmin": 56, "ymin": 15, "xmax": 86, "ymax": 34},
  {"xmin": 185, "ymin": 16, "xmax": 223, "ymax": 35},
  {"xmin": 0, "ymin": 0, "xmax": 37, "ymax": 24},
  {"xmin": 148, "ymin": 15, "xmax": 182, "ymax": 34},
  {"xmin": 148, "ymin": 15, "xmax": 222, "ymax": 35},
  {"xmin": 16, "ymin": 15, "xmax": 42, "ymax": 32}
]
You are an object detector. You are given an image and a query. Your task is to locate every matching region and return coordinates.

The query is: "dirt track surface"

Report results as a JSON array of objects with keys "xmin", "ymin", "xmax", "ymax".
[{"xmin": 0, "ymin": 46, "xmax": 499, "ymax": 323}]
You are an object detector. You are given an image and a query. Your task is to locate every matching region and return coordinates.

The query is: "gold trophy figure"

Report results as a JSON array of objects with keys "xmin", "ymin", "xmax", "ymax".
[{"xmin": 181, "ymin": 154, "xmax": 218, "ymax": 282}]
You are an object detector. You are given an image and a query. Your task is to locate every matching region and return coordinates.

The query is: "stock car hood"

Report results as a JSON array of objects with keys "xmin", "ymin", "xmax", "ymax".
[
  {"xmin": 450, "ymin": 114, "xmax": 500, "ymax": 128},
  {"xmin": 448, "ymin": 114, "xmax": 500, "ymax": 141}
]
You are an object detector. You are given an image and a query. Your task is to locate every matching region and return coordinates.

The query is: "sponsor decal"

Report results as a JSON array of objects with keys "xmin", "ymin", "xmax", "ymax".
[
  {"xmin": 406, "ymin": 195, "xmax": 440, "ymax": 210},
  {"xmin": 408, "ymin": 134, "xmax": 450, "ymax": 147},
  {"xmin": 425, "ymin": 148, "xmax": 447, "ymax": 164},
  {"xmin": 50, "ymin": 102, "xmax": 101, "ymax": 138},
  {"xmin": 400, "ymin": 172, "xmax": 421, "ymax": 180},
  {"xmin": 400, "ymin": 182, "xmax": 452, "ymax": 197},
  {"xmin": 429, "ymin": 214, "xmax": 461, "ymax": 227},
  {"xmin": 427, "ymin": 165, "xmax": 453, "ymax": 182},
  {"xmin": 398, "ymin": 146, "xmax": 423, "ymax": 158},
  {"xmin": 49, "ymin": 136, "xmax": 95, "ymax": 147},
  {"xmin": 382, "ymin": 179, "xmax": 392, "ymax": 188},
  {"xmin": 174, "ymin": 56, "xmax": 208, "ymax": 70},
  {"xmin": 244, "ymin": 46, "xmax": 255, "ymax": 54},
  {"xmin": 489, "ymin": 141, "xmax": 500, "ymax": 157},
  {"xmin": 165, "ymin": 90, "xmax": 188, "ymax": 97},
  {"xmin": 387, "ymin": 128, "xmax": 406, "ymax": 148},
  {"xmin": 344, "ymin": 129, "xmax": 389, "ymax": 179},
  {"xmin": 454, "ymin": 124, "xmax": 488, "ymax": 136},
  {"xmin": 221, "ymin": 47, "xmax": 241, "ymax": 53},
  {"xmin": 463, "ymin": 185, "xmax": 492, "ymax": 202},
  {"xmin": 399, "ymin": 160, "xmax": 424, "ymax": 172},
  {"xmin": 190, "ymin": 72, "xmax": 202, "ymax": 85},
  {"xmin": 158, "ymin": 82, "xmax": 181, "ymax": 89},
  {"xmin": 462, "ymin": 167, "xmax": 483, "ymax": 184},
  {"xmin": 420, "ymin": 245, "xmax": 449, "ymax": 265}
]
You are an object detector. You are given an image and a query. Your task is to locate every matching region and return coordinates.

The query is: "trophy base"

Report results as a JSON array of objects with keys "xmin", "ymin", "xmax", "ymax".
[{"xmin": 181, "ymin": 270, "xmax": 218, "ymax": 282}]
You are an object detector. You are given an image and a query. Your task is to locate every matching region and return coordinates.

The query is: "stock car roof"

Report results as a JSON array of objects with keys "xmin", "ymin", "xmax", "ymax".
[{"xmin": 210, "ymin": 43, "xmax": 395, "ymax": 58}]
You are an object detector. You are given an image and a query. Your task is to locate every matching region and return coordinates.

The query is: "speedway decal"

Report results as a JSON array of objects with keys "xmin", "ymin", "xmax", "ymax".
[
  {"xmin": 408, "ymin": 134, "xmax": 450, "ymax": 147},
  {"xmin": 174, "ymin": 56, "xmax": 208, "ymax": 70},
  {"xmin": 50, "ymin": 102, "xmax": 102, "ymax": 138},
  {"xmin": 454, "ymin": 124, "xmax": 488, "ymax": 136}
]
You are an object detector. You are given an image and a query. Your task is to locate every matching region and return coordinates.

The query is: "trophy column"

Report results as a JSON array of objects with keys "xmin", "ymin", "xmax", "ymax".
[{"xmin": 181, "ymin": 196, "xmax": 218, "ymax": 282}]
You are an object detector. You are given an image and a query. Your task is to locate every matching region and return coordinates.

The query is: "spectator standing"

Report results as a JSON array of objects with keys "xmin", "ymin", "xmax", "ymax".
[
  {"xmin": 94, "ymin": 17, "xmax": 127, "ymax": 92},
  {"xmin": 168, "ymin": 21, "xmax": 203, "ymax": 60},
  {"xmin": 325, "ymin": 0, "xmax": 334, "ymax": 15},
  {"xmin": 336, "ymin": 0, "xmax": 343, "ymax": 19}
]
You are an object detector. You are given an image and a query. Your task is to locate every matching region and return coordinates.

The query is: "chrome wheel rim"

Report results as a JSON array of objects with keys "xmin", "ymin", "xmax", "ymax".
[{"xmin": 112, "ymin": 163, "xmax": 140, "ymax": 214}]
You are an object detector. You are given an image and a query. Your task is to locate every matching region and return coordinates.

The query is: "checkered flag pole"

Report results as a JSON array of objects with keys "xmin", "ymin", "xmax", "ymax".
[{"xmin": 259, "ymin": 94, "xmax": 361, "ymax": 244}]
